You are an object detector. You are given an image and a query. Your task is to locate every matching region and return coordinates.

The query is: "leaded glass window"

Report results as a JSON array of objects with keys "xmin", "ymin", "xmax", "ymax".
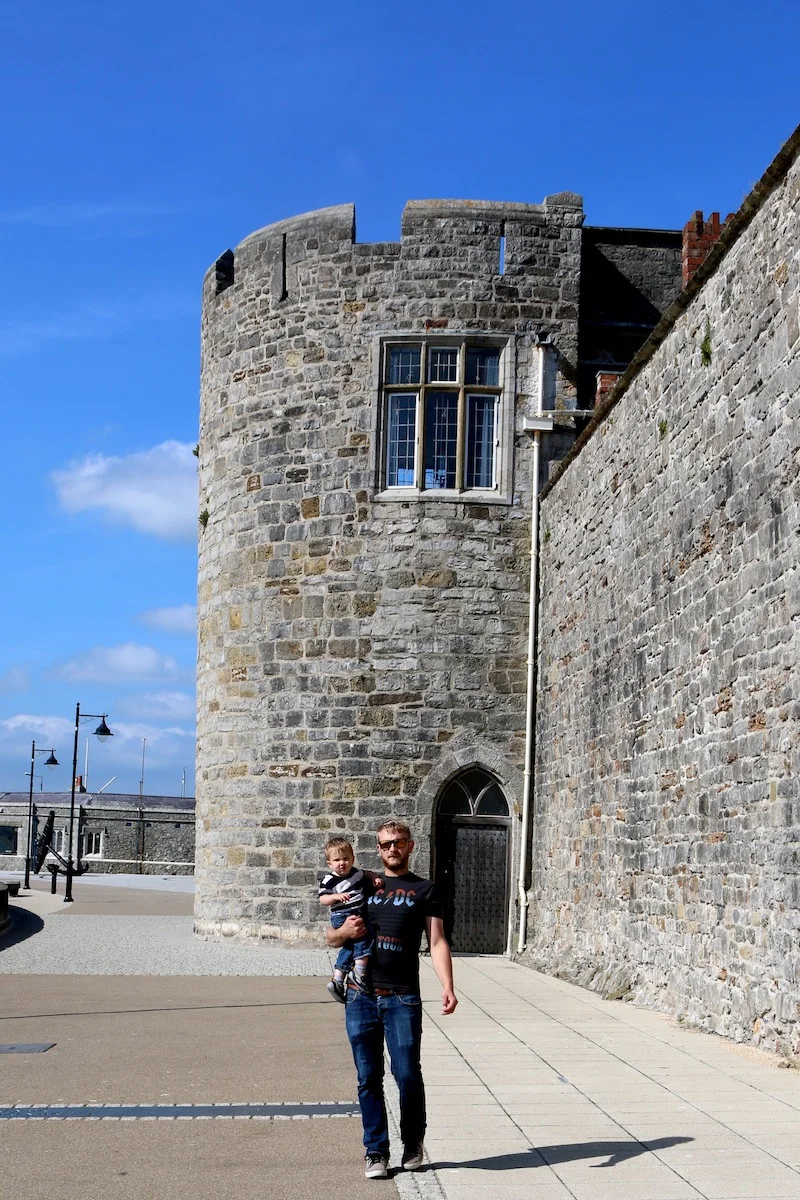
[
  {"xmin": 466, "ymin": 348, "xmax": 500, "ymax": 386},
  {"xmin": 424, "ymin": 392, "xmax": 458, "ymax": 489},
  {"xmin": 428, "ymin": 346, "xmax": 459, "ymax": 382},
  {"xmin": 386, "ymin": 393, "xmax": 417, "ymax": 487},
  {"xmin": 382, "ymin": 339, "xmax": 504, "ymax": 494},
  {"xmin": 388, "ymin": 346, "xmax": 421, "ymax": 385},
  {"xmin": 465, "ymin": 395, "xmax": 496, "ymax": 489}
]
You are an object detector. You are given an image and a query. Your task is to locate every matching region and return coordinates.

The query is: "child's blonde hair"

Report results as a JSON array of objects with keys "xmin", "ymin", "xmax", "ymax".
[{"xmin": 325, "ymin": 836, "xmax": 354, "ymax": 860}]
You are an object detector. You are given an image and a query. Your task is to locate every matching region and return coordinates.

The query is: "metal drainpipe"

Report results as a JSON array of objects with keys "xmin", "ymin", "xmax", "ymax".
[{"xmin": 515, "ymin": 342, "xmax": 553, "ymax": 955}]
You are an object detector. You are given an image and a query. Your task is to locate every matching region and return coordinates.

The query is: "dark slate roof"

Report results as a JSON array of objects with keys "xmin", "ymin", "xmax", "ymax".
[{"xmin": 0, "ymin": 791, "xmax": 195, "ymax": 812}]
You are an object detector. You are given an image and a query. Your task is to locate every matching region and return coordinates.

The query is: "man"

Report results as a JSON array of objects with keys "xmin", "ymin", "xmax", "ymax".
[{"xmin": 327, "ymin": 819, "xmax": 457, "ymax": 1179}]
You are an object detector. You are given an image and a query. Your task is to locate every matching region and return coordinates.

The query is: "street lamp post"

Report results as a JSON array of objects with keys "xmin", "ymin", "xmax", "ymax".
[
  {"xmin": 24, "ymin": 741, "xmax": 59, "ymax": 889},
  {"xmin": 64, "ymin": 703, "xmax": 113, "ymax": 903}
]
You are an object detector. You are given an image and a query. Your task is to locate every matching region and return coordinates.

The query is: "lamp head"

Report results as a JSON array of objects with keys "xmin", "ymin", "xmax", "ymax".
[
  {"xmin": 94, "ymin": 718, "xmax": 112, "ymax": 742},
  {"xmin": 45, "ymin": 751, "xmax": 59, "ymax": 768}
]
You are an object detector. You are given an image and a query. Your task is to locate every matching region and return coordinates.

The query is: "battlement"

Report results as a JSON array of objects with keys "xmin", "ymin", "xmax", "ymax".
[
  {"xmin": 401, "ymin": 193, "xmax": 583, "ymax": 231},
  {"xmin": 203, "ymin": 194, "xmax": 586, "ymax": 308}
]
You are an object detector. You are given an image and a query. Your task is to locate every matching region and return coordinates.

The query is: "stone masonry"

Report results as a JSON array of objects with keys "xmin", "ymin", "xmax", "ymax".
[
  {"xmin": 525, "ymin": 127, "xmax": 800, "ymax": 1055},
  {"xmin": 195, "ymin": 196, "xmax": 596, "ymax": 940},
  {"xmin": 196, "ymin": 192, "xmax": 683, "ymax": 944}
]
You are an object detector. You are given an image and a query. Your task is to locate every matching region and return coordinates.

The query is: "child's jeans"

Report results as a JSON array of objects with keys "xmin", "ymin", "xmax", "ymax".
[{"xmin": 330, "ymin": 907, "xmax": 373, "ymax": 974}]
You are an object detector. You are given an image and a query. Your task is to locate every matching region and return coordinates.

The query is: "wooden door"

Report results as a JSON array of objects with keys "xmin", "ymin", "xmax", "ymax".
[{"xmin": 435, "ymin": 820, "xmax": 509, "ymax": 953}]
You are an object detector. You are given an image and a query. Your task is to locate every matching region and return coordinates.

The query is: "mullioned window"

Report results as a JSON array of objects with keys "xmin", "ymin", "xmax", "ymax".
[{"xmin": 378, "ymin": 338, "xmax": 510, "ymax": 499}]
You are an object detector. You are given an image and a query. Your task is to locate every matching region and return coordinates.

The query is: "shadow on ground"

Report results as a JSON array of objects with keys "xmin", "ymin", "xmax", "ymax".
[
  {"xmin": 428, "ymin": 1136, "xmax": 694, "ymax": 1172},
  {"xmin": 0, "ymin": 906, "xmax": 44, "ymax": 952},
  {"xmin": 0, "ymin": 998, "xmax": 336, "ymax": 1021}
]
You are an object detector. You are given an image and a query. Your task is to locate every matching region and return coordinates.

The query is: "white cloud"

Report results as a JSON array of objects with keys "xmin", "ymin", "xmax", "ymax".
[
  {"xmin": 0, "ymin": 714, "xmax": 73, "ymax": 745},
  {"xmin": 51, "ymin": 440, "xmax": 197, "ymax": 540},
  {"xmin": 0, "ymin": 714, "xmax": 195, "ymax": 796},
  {"xmin": 105, "ymin": 721, "xmax": 196, "ymax": 775},
  {"xmin": 55, "ymin": 642, "xmax": 184, "ymax": 685},
  {"xmin": 112, "ymin": 721, "xmax": 195, "ymax": 742},
  {"xmin": 120, "ymin": 691, "xmax": 196, "ymax": 721},
  {"xmin": 138, "ymin": 604, "xmax": 196, "ymax": 635},
  {"xmin": 0, "ymin": 665, "xmax": 31, "ymax": 693}
]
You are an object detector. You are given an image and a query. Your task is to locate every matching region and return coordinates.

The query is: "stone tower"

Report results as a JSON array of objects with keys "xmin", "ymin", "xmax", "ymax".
[{"xmin": 195, "ymin": 196, "xmax": 678, "ymax": 942}]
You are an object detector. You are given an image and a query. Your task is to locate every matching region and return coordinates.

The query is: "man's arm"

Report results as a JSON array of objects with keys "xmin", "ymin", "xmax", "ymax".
[
  {"xmin": 426, "ymin": 916, "xmax": 457, "ymax": 1015},
  {"xmin": 325, "ymin": 913, "xmax": 366, "ymax": 947}
]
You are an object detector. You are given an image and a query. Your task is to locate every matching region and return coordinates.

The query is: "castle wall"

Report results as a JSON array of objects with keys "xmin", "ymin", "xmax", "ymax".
[
  {"xmin": 196, "ymin": 195, "xmax": 584, "ymax": 939},
  {"xmin": 527, "ymin": 136, "xmax": 800, "ymax": 1053}
]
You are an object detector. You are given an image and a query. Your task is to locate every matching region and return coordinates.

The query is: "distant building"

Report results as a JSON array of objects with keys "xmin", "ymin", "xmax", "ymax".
[{"xmin": 0, "ymin": 790, "xmax": 195, "ymax": 876}]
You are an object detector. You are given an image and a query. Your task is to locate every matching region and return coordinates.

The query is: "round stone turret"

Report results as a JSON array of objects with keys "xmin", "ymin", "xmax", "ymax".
[{"xmin": 196, "ymin": 196, "xmax": 583, "ymax": 941}]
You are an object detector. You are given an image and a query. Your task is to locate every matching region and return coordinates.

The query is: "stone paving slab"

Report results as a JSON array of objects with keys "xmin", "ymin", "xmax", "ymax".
[{"xmin": 416, "ymin": 956, "xmax": 800, "ymax": 1200}]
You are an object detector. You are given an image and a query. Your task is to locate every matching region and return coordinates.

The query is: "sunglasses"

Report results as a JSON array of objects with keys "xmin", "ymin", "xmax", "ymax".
[{"xmin": 377, "ymin": 838, "xmax": 409, "ymax": 850}]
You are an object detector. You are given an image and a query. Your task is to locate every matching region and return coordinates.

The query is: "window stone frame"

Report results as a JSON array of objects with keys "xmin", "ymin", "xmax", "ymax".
[{"xmin": 371, "ymin": 333, "xmax": 516, "ymax": 504}]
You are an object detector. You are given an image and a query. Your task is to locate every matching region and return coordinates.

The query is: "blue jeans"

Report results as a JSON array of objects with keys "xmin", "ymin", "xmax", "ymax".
[
  {"xmin": 329, "ymin": 908, "xmax": 373, "ymax": 974},
  {"xmin": 344, "ymin": 989, "xmax": 425, "ymax": 1157}
]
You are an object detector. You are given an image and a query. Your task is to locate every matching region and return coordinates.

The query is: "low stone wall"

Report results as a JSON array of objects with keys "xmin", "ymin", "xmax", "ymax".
[{"xmin": 526, "ymin": 130, "xmax": 800, "ymax": 1056}]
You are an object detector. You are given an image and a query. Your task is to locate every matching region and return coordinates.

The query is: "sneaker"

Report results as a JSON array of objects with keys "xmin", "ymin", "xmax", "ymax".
[
  {"xmin": 402, "ymin": 1142, "xmax": 425, "ymax": 1171},
  {"xmin": 346, "ymin": 969, "xmax": 372, "ymax": 996},
  {"xmin": 326, "ymin": 978, "xmax": 346, "ymax": 1004},
  {"xmin": 364, "ymin": 1153, "xmax": 389, "ymax": 1179}
]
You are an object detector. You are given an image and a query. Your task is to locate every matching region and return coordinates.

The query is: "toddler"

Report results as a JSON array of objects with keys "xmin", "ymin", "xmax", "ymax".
[{"xmin": 319, "ymin": 836, "xmax": 381, "ymax": 1003}]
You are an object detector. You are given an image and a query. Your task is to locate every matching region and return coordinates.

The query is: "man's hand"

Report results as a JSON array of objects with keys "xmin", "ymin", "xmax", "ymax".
[
  {"xmin": 341, "ymin": 913, "xmax": 365, "ymax": 937},
  {"xmin": 441, "ymin": 989, "xmax": 458, "ymax": 1015},
  {"xmin": 325, "ymin": 913, "xmax": 367, "ymax": 947}
]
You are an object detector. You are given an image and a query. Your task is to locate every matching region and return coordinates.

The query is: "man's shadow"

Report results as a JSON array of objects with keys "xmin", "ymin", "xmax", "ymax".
[{"xmin": 427, "ymin": 1136, "xmax": 694, "ymax": 1172}]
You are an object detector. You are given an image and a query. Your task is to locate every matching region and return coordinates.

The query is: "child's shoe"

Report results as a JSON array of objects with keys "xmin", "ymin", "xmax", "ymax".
[
  {"xmin": 326, "ymin": 977, "xmax": 346, "ymax": 1004},
  {"xmin": 346, "ymin": 969, "xmax": 372, "ymax": 996}
]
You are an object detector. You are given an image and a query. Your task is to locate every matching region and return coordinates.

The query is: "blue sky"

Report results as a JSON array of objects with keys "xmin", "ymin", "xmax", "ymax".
[{"xmin": 1, "ymin": 0, "xmax": 798, "ymax": 797}]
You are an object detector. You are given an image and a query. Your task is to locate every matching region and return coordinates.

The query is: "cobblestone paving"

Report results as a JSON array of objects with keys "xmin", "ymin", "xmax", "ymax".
[{"xmin": 0, "ymin": 913, "xmax": 333, "ymax": 976}]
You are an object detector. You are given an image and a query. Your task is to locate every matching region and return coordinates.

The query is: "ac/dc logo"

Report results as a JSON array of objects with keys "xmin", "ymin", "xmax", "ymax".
[{"xmin": 368, "ymin": 889, "xmax": 417, "ymax": 907}]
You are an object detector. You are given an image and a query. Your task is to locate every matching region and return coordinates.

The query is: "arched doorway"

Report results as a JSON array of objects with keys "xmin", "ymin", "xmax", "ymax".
[{"xmin": 433, "ymin": 768, "xmax": 511, "ymax": 954}]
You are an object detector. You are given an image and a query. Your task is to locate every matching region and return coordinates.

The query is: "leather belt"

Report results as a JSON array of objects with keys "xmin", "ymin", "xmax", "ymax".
[{"xmin": 346, "ymin": 983, "xmax": 407, "ymax": 997}]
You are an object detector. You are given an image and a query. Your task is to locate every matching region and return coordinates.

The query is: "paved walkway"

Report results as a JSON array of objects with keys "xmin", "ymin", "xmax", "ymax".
[
  {"xmin": 417, "ymin": 957, "xmax": 800, "ymax": 1200},
  {"xmin": 3, "ymin": 881, "xmax": 800, "ymax": 1198}
]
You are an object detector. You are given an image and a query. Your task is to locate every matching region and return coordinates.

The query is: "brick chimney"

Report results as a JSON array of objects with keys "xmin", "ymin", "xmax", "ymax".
[
  {"xmin": 75, "ymin": 775, "xmax": 87, "ymax": 793},
  {"xmin": 682, "ymin": 211, "xmax": 731, "ymax": 286},
  {"xmin": 595, "ymin": 370, "xmax": 623, "ymax": 405}
]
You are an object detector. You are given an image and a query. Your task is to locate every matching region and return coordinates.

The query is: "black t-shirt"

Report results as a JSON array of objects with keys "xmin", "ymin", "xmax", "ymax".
[{"xmin": 366, "ymin": 872, "xmax": 442, "ymax": 993}]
